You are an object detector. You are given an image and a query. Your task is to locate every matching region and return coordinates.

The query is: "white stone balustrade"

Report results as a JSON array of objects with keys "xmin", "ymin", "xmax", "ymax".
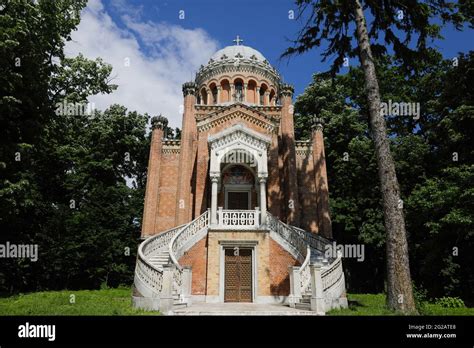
[{"xmin": 215, "ymin": 208, "xmax": 261, "ymax": 229}]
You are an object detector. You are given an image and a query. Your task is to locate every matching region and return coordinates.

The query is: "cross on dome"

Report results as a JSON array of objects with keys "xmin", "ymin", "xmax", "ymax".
[{"xmin": 233, "ymin": 35, "xmax": 244, "ymax": 46}]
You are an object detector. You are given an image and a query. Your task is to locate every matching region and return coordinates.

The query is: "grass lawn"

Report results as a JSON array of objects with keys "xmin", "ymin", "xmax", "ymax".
[
  {"xmin": 328, "ymin": 293, "xmax": 474, "ymax": 316},
  {"xmin": 0, "ymin": 287, "xmax": 158, "ymax": 315},
  {"xmin": 1, "ymin": 289, "xmax": 472, "ymax": 316}
]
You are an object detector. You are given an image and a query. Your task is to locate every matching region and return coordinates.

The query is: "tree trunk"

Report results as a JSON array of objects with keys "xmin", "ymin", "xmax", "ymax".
[{"xmin": 353, "ymin": 0, "xmax": 416, "ymax": 313}]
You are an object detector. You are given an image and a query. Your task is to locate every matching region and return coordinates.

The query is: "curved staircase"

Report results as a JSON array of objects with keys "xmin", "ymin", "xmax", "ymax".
[{"xmin": 133, "ymin": 210, "xmax": 347, "ymax": 314}]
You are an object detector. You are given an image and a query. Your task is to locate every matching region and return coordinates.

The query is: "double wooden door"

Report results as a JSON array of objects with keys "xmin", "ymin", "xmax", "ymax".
[{"xmin": 224, "ymin": 248, "xmax": 252, "ymax": 302}]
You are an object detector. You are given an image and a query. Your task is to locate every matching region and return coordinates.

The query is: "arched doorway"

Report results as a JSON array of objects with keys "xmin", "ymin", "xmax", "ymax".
[{"xmin": 220, "ymin": 165, "xmax": 257, "ymax": 210}]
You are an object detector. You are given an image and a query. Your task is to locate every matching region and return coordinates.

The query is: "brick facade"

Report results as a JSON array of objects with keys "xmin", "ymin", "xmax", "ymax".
[{"xmin": 140, "ymin": 43, "xmax": 331, "ymax": 300}]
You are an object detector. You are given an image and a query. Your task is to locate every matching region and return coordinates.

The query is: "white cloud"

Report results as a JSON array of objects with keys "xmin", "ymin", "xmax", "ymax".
[{"xmin": 65, "ymin": 0, "xmax": 219, "ymax": 129}]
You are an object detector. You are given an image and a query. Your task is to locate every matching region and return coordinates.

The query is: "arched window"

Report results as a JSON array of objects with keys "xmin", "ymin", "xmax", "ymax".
[
  {"xmin": 220, "ymin": 80, "xmax": 230, "ymax": 103},
  {"xmin": 209, "ymin": 83, "xmax": 218, "ymax": 104},
  {"xmin": 269, "ymin": 89, "xmax": 276, "ymax": 106},
  {"xmin": 200, "ymin": 87, "xmax": 208, "ymax": 105},
  {"xmin": 234, "ymin": 79, "xmax": 243, "ymax": 102},
  {"xmin": 259, "ymin": 84, "xmax": 268, "ymax": 105},
  {"xmin": 247, "ymin": 80, "xmax": 257, "ymax": 104}
]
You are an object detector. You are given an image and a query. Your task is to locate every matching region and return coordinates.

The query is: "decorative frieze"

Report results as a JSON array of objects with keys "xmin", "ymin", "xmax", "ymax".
[
  {"xmin": 295, "ymin": 140, "xmax": 313, "ymax": 156},
  {"xmin": 196, "ymin": 105, "xmax": 278, "ymax": 134},
  {"xmin": 195, "ymin": 61, "xmax": 281, "ymax": 87},
  {"xmin": 161, "ymin": 139, "xmax": 181, "ymax": 154}
]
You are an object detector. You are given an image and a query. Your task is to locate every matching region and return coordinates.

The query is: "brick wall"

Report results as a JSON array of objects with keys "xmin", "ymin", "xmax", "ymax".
[
  {"xmin": 178, "ymin": 236, "xmax": 208, "ymax": 295},
  {"xmin": 269, "ymin": 238, "xmax": 300, "ymax": 296},
  {"xmin": 155, "ymin": 151, "xmax": 179, "ymax": 233}
]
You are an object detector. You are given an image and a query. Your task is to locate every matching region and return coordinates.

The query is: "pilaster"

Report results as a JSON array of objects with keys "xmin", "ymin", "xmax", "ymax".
[
  {"xmin": 279, "ymin": 84, "xmax": 300, "ymax": 226},
  {"xmin": 141, "ymin": 115, "xmax": 167, "ymax": 237},
  {"xmin": 311, "ymin": 116, "xmax": 332, "ymax": 238},
  {"xmin": 176, "ymin": 82, "xmax": 197, "ymax": 226}
]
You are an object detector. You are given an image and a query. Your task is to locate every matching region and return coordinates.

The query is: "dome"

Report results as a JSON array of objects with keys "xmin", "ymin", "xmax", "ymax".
[{"xmin": 210, "ymin": 45, "xmax": 267, "ymax": 63}]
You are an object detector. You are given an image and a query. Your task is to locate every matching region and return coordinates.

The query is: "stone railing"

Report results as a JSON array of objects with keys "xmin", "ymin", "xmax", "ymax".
[
  {"xmin": 267, "ymin": 214, "xmax": 307, "ymax": 262},
  {"xmin": 321, "ymin": 253, "xmax": 345, "ymax": 299},
  {"xmin": 134, "ymin": 225, "xmax": 184, "ymax": 299},
  {"xmin": 216, "ymin": 208, "xmax": 260, "ymax": 229},
  {"xmin": 169, "ymin": 211, "xmax": 210, "ymax": 303},
  {"xmin": 267, "ymin": 213, "xmax": 346, "ymax": 313}
]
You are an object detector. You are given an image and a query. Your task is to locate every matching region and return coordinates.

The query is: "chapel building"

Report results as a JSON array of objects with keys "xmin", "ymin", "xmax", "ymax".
[{"xmin": 133, "ymin": 39, "xmax": 347, "ymax": 313}]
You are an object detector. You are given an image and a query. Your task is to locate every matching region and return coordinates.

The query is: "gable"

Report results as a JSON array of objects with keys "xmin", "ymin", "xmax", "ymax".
[{"xmin": 196, "ymin": 103, "xmax": 279, "ymax": 135}]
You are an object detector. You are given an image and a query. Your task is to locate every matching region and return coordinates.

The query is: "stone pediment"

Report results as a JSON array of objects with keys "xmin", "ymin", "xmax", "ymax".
[{"xmin": 196, "ymin": 103, "xmax": 278, "ymax": 134}]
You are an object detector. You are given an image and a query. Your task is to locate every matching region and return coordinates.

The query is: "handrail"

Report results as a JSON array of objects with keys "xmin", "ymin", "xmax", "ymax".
[
  {"xmin": 135, "ymin": 224, "xmax": 185, "ymax": 297},
  {"xmin": 299, "ymin": 245, "xmax": 312, "ymax": 294},
  {"xmin": 267, "ymin": 213, "xmax": 345, "ymax": 306},
  {"xmin": 169, "ymin": 210, "xmax": 210, "ymax": 270}
]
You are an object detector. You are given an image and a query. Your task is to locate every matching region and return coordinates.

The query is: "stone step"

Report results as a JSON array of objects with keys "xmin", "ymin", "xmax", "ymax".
[
  {"xmin": 295, "ymin": 302, "xmax": 311, "ymax": 310},
  {"xmin": 173, "ymin": 303, "xmax": 187, "ymax": 310}
]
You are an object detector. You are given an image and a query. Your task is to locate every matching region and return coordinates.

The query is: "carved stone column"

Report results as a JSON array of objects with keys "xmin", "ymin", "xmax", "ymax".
[
  {"xmin": 230, "ymin": 83, "xmax": 235, "ymax": 102},
  {"xmin": 256, "ymin": 87, "xmax": 261, "ymax": 105},
  {"xmin": 217, "ymin": 86, "xmax": 221, "ymax": 104},
  {"xmin": 259, "ymin": 175, "xmax": 267, "ymax": 225},
  {"xmin": 243, "ymin": 83, "xmax": 248, "ymax": 103},
  {"xmin": 210, "ymin": 174, "xmax": 219, "ymax": 225},
  {"xmin": 264, "ymin": 91, "xmax": 270, "ymax": 106}
]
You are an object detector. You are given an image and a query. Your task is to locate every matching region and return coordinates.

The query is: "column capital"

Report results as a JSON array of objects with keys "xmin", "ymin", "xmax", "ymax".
[
  {"xmin": 311, "ymin": 116, "xmax": 324, "ymax": 132},
  {"xmin": 280, "ymin": 83, "xmax": 294, "ymax": 98},
  {"xmin": 182, "ymin": 82, "xmax": 197, "ymax": 97},
  {"xmin": 210, "ymin": 172, "xmax": 220, "ymax": 183},
  {"xmin": 258, "ymin": 174, "xmax": 268, "ymax": 183},
  {"xmin": 151, "ymin": 115, "xmax": 168, "ymax": 130}
]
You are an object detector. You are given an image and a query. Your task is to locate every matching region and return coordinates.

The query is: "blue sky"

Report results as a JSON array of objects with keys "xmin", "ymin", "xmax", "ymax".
[{"xmin": 66, "ymin": 0, "xmax": 474, "ymax": 128}]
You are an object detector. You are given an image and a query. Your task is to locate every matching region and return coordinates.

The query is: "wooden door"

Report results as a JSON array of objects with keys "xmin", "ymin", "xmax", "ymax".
[
  {"xmin": 224, "ymin": 248, "xmax": 252, "ymax": 302},
  {"xmin": 227, "ymin": 191, "xmax": 249, "ymax": 210}
]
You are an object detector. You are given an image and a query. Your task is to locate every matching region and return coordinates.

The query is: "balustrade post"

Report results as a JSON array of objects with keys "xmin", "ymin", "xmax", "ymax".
[
  {"xmin": 210, "ymin": 175, "xmax": 219, "ymax": 226},
  {"xmin": 217, "ymin": 207, "xmax": 223, "ymax": 227},
  {"xmin": 160, "ymin": 264, "xmax": 175, "ymax": 314},
  {"xmin": 288, "ymin": 266, "xmax": 301, "ymax": 308},
  {"xmin": 254, "ymin": 207, "xmax": 260, "ymax": 228},
  {"xmin": 310, "ymin": 263, "xmax": 325, "ymax": 314},
  {"xmin": 258, "ymin": 176, "xmax": 267, "ymax": 226},
  {"xmin": 182, "ymin": 266, "xmax": 193, "ymax": 305}
]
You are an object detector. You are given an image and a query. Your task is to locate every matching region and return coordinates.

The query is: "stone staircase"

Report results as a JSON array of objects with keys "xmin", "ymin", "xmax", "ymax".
[
  {"xmin": 133, "ymin": 210, "xmax": 347, "ymax": 314},
  {"xmin": 148, "ymin": 251, "xmax": 170, "ymax": 268}
]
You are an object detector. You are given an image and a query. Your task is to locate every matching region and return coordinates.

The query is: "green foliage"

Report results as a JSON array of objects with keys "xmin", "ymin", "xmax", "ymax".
[
  {"xmin": 434, "ymin": 297, "xmax": 466, "ymax": 309},
  {"xmin": 294, "ymin": 52, "xmax": 474, "ymax": 303},
  {"xmin": 0, "ymin": 287, "xmax": 158, "ymax": 315},
  {"xmin": 0, "ymin": 0, "xmax": 150, "ymax": 294},
  {"xmin": 283, "ymin": 0, "xmax": 466, "ymax": 74},
  {"xmin": 412, "ymin": 284, "xmax": 428, "ymax": 313},
  {"xmin": 327, "ymin": 293, "xmax": 474, "ymax": 316}
]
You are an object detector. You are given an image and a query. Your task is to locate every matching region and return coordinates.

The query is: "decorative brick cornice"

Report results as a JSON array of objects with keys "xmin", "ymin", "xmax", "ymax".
[
  {"xmin": 196, "ymin": 103, "xmax": 278, "ymax": 134},
  {"xmin": 295, "ymin": 140, "xmax": 313, "ymax": 156},
  {"xmin": 161, "ymin": 139, "xmax": 181, "ymax": 154}
]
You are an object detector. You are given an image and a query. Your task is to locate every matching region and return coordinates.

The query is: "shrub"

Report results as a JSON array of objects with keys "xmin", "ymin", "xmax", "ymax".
[{"xmin": 435, "ymin": 297, "xmax": 465, "ymax": 308}]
